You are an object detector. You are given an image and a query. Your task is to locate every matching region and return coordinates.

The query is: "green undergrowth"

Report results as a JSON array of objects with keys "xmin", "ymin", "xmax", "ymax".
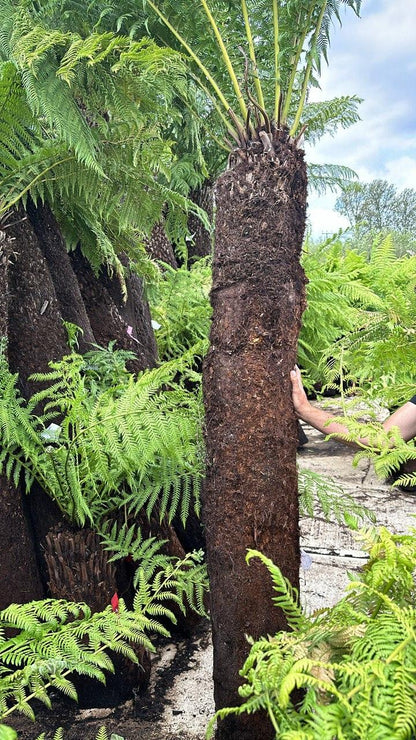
[
  {"xmin": 0, "ymin": 551, "xmax": 207, "ymax": 736},
  {"xmin": 209, "ymin": 527, "xmax": 416, "ymax": 739},
  {"xmin": 0, "ymin": 339, "xmax": 206, "ymax": 529}
]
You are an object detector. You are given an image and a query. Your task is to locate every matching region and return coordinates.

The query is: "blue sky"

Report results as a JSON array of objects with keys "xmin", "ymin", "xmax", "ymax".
[{"xmin": 306, "ymin": 0, "xmax": 416, "ymax": 237}]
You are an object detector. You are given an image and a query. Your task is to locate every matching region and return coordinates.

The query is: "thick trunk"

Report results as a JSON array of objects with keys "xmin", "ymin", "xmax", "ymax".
[
  {"xmin": 203, "ymin": 130, "xmax": 307, "ymax": 740},
  {"xmin": 0, "ymin": 203, "xmax": 159, "ymax": 608},
  {"xmin": 6, "ymin": 206, "xmax": 70, "ymax": 398},
  {"xmin": 0, "ymin": 476, "xmax": 44, "ymax": 608},
  {"xmin": 0, "ymin": 211, "xmax": 68, "ymax": 604},
  {"xmin": 188, "ymin": 183, "xmax": 213, "ymax": 261},
  {"xmin": 0, "ymin": 233, "xmax": 43, "ymax": 607},
  {"xmin": 145, "ymin": 221, "xmax": 178, "ymax": 268},
  {"xmin": 26, "ymin": 199, "xmax": 96, "ymax": 352},
  {"xmin": 70, "ymin": 247, "xmax": 158, "ymax": 372}
]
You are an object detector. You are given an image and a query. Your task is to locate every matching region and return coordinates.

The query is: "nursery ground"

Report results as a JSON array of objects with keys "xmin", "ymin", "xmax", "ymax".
[{"xmin": 8, "ymin": 404, "xmax": 416, "ymax": 740}]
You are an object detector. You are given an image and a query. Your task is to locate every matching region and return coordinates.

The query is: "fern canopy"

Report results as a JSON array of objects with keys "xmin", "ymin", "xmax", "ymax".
[{"xmin": 0, "ymin": 0, "xmax": 208, "ymax": 273}]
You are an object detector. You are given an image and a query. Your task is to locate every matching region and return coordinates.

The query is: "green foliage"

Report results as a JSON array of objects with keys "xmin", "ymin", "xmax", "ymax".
[
  {"xmin": 326, "ymin": 416, "xmax": 416, "ymax": 490},
  {"xmin": 299, "ymin": 233, "xmax": 416, "ymax": 408},
  {"xmin": 208, "ymin": 527, "xmax": 416, "ymax": 739},
  {"xmin": 34, "ymin": 727, "xmax": 124, "ymax": 740},
  {"xmin": 325, "ymin": 235, "xmax": 416, "ymax": 409},
  {"xmin": 0, "ymin": 0, "xmax": 208, "ymax": 275},
  {"xmin": 0, "ymin": 552, "xmax": 207, "ymax": 729},
  {"xmin": 298, "ymin": 468, "xmax": 375, "ymax": 530},
  {"xmin": 0, "ymin": 726, "xmax": 17, "ymax": 740},
  {"xmin": 299, "ymin": 233, "xmax": 381, "ymax": 391},
  {"xmin": 137, "ymin": 0, "xmax": 362, "ymax": 146},
  {"xmin": 149, "ymin": 257, "xmax": 212, "ymax": 360},
  {"xmin": 0, "ymin": 342, "xmax": 205, "ymax": 527},
  {"xmin": 307, "ymin": 162, "xmax": 359, "ymax": 196}
]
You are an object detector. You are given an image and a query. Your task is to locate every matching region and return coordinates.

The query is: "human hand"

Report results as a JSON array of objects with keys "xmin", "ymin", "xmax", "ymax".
[{"xmin": 290, "ymin": 365, "xmax": 310, "ymax": 417}]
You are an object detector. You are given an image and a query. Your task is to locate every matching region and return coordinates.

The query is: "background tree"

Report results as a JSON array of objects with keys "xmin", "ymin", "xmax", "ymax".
[
  {"xmin": 335, "ymin": 179, "xmax": 416, "ymax": 255},
  {"xmin": 0, "ymin": 0, "xmax": 208, "ymax": 620}
]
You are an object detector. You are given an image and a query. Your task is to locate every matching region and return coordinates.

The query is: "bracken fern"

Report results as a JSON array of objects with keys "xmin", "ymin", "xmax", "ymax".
[{"xmin": 208, "ymin": 527, "xmax": 416, "ymax": 739}]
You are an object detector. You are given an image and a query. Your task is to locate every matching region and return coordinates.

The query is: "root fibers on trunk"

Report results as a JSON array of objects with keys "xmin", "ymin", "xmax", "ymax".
[{"xmin": 203, "ymin": 129, "xmax": 307, "ymax": 740}]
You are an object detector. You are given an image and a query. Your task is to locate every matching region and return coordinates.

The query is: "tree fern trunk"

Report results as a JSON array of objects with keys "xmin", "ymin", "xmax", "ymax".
[
  {"xmin": 0, "ymin": 202, "xmax": 159, "ymax": 607},
  {"xmin": 70, "ymin": 246, "xmax": 158, "ymax": 372},
  {"xmin": 203, "ymin": 129, "xmax": 307, "ymax": 740}
]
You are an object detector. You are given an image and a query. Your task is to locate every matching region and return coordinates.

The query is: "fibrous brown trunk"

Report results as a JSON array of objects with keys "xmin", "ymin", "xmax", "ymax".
[
  {"xmin": 145, "ymin": 221, "xmax": 178, "ymax": 268},
  {"xmin": 26, "ymin": 199, "xmax": 96, "ymax": 352},
  {"xmin": 0, "ymin": 202, "xmax": 158, "ymax": 608},
  {"xmin": 70, "ymin": 246, "xmax": 157, "ymax": 373},
  {"xmin": 188, "ymin": 183, "xmax": 214, "ymax": 262},
  {"xmin": 0, "ymin": 209, "xmax": 69, "ymax": 605},
  {"xmin": 202, "ymin": 130, "xmax": 307, "ymax": 740},
  {"xmin": 43, "ymin": 527, "xmax": 151, "ymax": 708}
]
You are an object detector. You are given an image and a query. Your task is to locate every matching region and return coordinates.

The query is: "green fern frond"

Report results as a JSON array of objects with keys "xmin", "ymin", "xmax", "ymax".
[
  {"xmin": 298, "ymin": 467, "xmax": 375, "ymax": 529},
  {"xmin": 94, "ymin": 729, "xmax": 108, "ymax": 740},
  {"xmin": 303, "ymin": 95, "xmax": 362, "ymax": 145},
  {"xmin": 246, "ymin": 550, "xmax": 307, "ymax": 631},
  {"xmin": 212, "ymin": 527, "xmax": 416, "ymax": 739},
  {"xmin": 133, "ymin": 550, "xmax": 208, "ymax": 621},
  {"xmin": 34, "ymin": 726, "xmax": 119, "ymax": 740},
  {"xmin": 99, "ymin": 520, "xmax": 168, "ymax": 568},
  {"xmin": 0, "ymin": 344, "xmax": 205, "ymax": 527},
  {"xmin": 0, "ymin": 1, "xmax": 209, "ymax": 275},
  {"xmin": 0, "ymin": 724, "xmax": 18, "ymax": 740},
  {"xmin": 307, "ymin": 162, "xmax": 358, "ymax": 195}
]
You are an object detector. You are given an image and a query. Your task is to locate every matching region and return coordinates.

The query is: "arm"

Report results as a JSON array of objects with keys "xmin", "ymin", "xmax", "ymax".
[{"xmin": 290, "ymin": 366, "xmax": 416, "ymax": 447}]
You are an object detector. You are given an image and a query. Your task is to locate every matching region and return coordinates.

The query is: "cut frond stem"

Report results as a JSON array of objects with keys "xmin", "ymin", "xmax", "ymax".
[
  {"xmin": 246, "ymin": 88, "xmax": 271, "ymax": 134},
  {"xmin": 293, "ymin": 123, "xmax": 307, "ymax": 146},
  {"xmin": 290, "ymin": 1, "xmax": 328, "ymax": 137},
  {"xmin": 227, "ymin": 108, "xmax": 248, "ymax": 147},
  {"xmin": 272, "ymin": 0, "xmax": 281, "ymax": 123},
  {"xmin": 145, "ymin": 0, "xmax": 232, "ymax": 118},
  {"xmin": 241, "ymin": 0, "xmax": 265, "ymax": 111},
  {"xmin": 199, "ymin": 0, "xmax": 248, "ymax": 121}
]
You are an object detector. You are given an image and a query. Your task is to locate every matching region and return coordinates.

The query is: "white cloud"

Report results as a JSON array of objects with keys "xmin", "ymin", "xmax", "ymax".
[
  {"xmin": 306, "ymin": 1, "xmax": 416, "ymax": 236},
  {"xmin": 383, "ymin": 157, "xmax": 416, "ymax": 190},
  {"xmin": 354, "ymin": 0, "xmax": 416, "ymax": 60}
]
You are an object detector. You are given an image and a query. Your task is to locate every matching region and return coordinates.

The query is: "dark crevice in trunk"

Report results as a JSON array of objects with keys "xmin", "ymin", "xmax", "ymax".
[
  {"xmin": 26, "ymin": 198, "xmax": 96, "ymax": 352},
  {"xmin": 70, "ymin": 246, "xmax": 157, "ymax": 373}
]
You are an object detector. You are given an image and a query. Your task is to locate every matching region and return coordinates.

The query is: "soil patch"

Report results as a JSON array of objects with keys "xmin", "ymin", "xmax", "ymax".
[{"xmin": 6, "ymin": 620, "xmax": 213, "ymax": 740}]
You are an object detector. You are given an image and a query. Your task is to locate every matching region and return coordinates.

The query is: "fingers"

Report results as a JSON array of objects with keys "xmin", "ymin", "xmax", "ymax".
[{"xmin": 290, "ymin": 365, "xmax": 302, "ymax": 387}]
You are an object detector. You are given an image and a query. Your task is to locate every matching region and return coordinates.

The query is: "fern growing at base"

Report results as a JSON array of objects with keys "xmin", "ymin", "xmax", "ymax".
[
  {"xmin": 0, "ymin": 551, "xmax": 208, "ymax": 733},
  {"xmin": 0, "ymin": 341, "xmax": 205, "ymax": 529},
  {"xmin": 207, "ymin": 527, "xmax": 416, "ymax": 739}
]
